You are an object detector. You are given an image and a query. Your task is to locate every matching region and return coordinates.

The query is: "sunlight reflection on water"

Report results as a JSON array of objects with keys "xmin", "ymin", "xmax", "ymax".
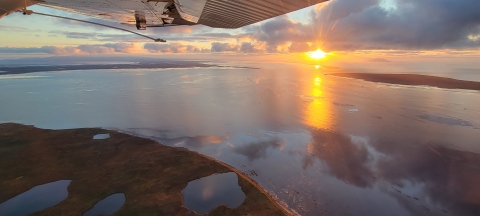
[{"xmin": 0, "ymin": 63, "xmax": 479, "ymax": 215}]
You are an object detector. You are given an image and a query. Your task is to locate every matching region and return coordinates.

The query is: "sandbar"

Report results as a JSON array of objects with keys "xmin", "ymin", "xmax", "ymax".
[{"xmin": 331, "ymin": 73, "xmax": 480, "ymax": 91}]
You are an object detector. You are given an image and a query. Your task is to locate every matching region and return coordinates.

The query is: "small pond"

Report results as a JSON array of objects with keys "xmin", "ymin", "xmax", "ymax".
[
  {"xmin": 93, "ymin": 134, "xmax": 110, "ymax": 140},
  {"xmin": 83, "ymin": 193, "xmax": 125, "ymax": 216},
  {"xmin": 0, "ymin": 180, "xmax": 71, "ymax": 216},
  {"xmin": 181, "ymin": 172, "xmax": 246, "ymax": 214}
]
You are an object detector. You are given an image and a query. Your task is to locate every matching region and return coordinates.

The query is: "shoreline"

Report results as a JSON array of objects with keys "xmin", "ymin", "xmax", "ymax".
[
  {"xmin": 330, "ymin": 73, "xmax": 480, "ymax": 91},
  {"xmin": 114, "ymin": 128, "xmax": 291, "ymax": 215},
  {"xmin": 115, "ymin": 129, "xmax": 291, "ymax": 215},
  {"xmin": 0, "ymin": 123, "xmax": 288, "ymax": 215},
  {"xmin": 0, "ymin": 61, "xmax": 259, "ymax": 75}
]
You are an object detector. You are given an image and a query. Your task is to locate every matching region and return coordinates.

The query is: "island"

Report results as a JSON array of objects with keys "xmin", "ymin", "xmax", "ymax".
[
  {"xmin": 330, "ymin": 73, "xmax": 480, "ymax": 91},
  {"xmin": 0, "ymin": 123, "xmax": 287, "ymax": 215},
  {"xmin": 0, "ymin": 61, "xmax": 258, "ymax": 75}
]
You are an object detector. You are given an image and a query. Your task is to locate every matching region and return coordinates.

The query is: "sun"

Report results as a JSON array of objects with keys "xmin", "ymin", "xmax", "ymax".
[{"xmin": 306, "ymin": 49, "xmax": 328, "ymax": 60}]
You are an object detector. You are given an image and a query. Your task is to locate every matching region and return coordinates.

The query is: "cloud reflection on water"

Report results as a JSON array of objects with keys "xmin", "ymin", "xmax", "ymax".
[
  {"xmin": 234, "ymin": 139, "xmax": 283, "ymax": 161},
  {"xmin": 305, "ymin": 130, "xmax": 373, "ymax": 187},
  {"xmin": 305, "ymin": 127, "xmax": 480, "ymax": 215},
  {"xmin": 154, "ymin": 136, "xmax": 229, "ymax": 149},
  {"xmin": 1, "ymin": 63, "xmax": 479, "ymax": 215}
]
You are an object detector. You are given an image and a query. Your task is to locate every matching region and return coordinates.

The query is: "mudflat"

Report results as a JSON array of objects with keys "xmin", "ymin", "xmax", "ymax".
[
  {"xmin": 331, "ymin": 73, "xmax": 480, "ymax": 91},
  {"xmin": 0, "ymin": 123, "xmax": 287, "ymax": 216}
]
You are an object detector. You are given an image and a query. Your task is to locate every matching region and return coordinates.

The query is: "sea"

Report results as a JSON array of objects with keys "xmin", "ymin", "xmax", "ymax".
[{"xmin": 0, "ymin": 61, "xmax": 479, "ymax": 215}]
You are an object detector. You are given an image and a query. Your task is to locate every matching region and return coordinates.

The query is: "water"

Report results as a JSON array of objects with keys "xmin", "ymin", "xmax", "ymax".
[
  {"xmin": 181, "ymin": 172, "xmax": 246, "ymax": 214},
  {"xmin": 83, "ymin": 193, "xmax": 125, "ymax": 216},
  {"xmin": 0, "ymin": 180, "xmax": 71, "ymax": 216},
  {"xmin": 0, "ymin": 63, "xmax": 479, "ymax": 215},
  {"xmin": 93, "ymin": 133, "xmax": 110, "ymax": 140}
]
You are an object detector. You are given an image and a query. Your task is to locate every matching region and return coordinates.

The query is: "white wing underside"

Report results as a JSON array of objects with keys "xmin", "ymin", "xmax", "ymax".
[
  {"xmin": 37, "ymin": 0, "xmax": 328, "ymax": 28},
  {"xmin": 39, "ymin": 0, "xmax": 180, "ymax": 26}
]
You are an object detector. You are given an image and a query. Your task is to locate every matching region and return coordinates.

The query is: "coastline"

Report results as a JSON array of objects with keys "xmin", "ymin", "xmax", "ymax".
[
  {"xmin": 330, "ymin": 73, "xmax": 480, "ymax": 91},
  {"xmin": 0, "ymin": 61, "xmax": 259, "ymax": 75},
  {"xmin": 0, "ymin": 123, "xmax": 288, "ymax": 216}
]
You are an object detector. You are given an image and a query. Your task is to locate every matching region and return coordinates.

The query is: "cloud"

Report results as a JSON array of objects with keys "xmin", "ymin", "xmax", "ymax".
[
  {"xmin": 75, "ymin": 44, "xmax": 115, "ymax": 54},
  {"xmin": 52, "ymin": 31, "xmax": 97, "ymax": 39},
  {"xmin": 0, "ymin": 43, "xmax": 138, "ymax": 54},
  {"xmin": 215, "ymin": 0, "xmax": 480, "ymax": 52},
  {"xmin": 103, "ymin": 43, "xmax": 137, "ymax": 53},
  {"xmin": 0, "ymin": 46, "xmax": 74, "ymax": 54},
  {"xmin": 248, "ymin": 16, "xmax": 314, "ymax": 52},
  {"xmin": 143, "ymin": 43, "xmax": 208, "ymax": 53},
  {"xmin": 48, "ymin": 30, "xmax": 144, "ymax": 42},
  {"xmin": 48, "ymin": 15, "xmax": 206, "ymax": 43},
  {"xmin": 312, "ymin": 0, "xmax": 480, "ymax": 50},
  {"xmin": 0, "ymin": 24, "xmax": 29, "ymax": 31},
  {"xmin": 239, "ymin": 42, "xmax": 256, "ymax": 53},
  {"xmin": 289, "ymin": 42, "xmax": 313, "ymax": 52},
  {"xmin": 4, "ymin": 0, "xmax": 479, "ymax": 54},
  {"xmin": 194, "ymin": 33, "xmax": 236, "ymax": 39},
  {"xmin": 210, "ymin": 42, "xmax": 240, "ymax": 52}
]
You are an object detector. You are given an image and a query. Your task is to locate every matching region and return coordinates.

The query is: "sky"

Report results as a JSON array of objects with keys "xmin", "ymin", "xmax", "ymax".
[{"xmin": 0, "ymin": 0, "xmax": 479, "ymax": 63}]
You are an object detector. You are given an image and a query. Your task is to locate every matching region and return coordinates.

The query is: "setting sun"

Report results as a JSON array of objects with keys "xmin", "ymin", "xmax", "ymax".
[{"xmin": 306, "ymin": 49, "xmax": 328, "ymax": 60}]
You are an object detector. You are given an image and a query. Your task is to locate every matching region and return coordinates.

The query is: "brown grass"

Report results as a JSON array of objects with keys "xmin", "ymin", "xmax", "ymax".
[{"xmin": 0, "ymin": 123, "xmax": 288, "ymax": 216}]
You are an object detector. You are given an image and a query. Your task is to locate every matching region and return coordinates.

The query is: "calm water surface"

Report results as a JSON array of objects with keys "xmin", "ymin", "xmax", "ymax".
[
  {"xmin": 83, "ymin": 193, "xmax": 125, "ymax": 216},
  {"xmin": 181, "ymin": 172, "xmax": 246, "ymax": 214},
  {"xmin": 0, "ymin": 63, "xmax": 479, "ymax": 215},
  {"xmin": 0, "ymin": 180, "xmax": 71, "ymax": 216}
]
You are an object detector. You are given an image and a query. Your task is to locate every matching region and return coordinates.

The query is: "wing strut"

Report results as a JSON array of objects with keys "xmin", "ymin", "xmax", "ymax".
[{"xmin": 20, "ymin": 9, "xmax": 167, "ymax": 42}]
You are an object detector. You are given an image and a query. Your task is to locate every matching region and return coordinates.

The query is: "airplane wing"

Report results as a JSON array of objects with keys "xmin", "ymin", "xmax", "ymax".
[
  {"xmin": 1, "ymin": 0, "xmax": 328, "ymax": 29},
  {"xmin": 197, "ymin": 0, "xmax": 329, "ymax": 28}
]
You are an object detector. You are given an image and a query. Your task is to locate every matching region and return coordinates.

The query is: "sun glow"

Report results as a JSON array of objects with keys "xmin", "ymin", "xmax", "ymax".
[
  {"xmin": 304, "ymin": 75, "xmax": 332, "ymax": 130},
  {"xmin": 306, "ymin": 49, "xmax": 328, "ymax": 60}
]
